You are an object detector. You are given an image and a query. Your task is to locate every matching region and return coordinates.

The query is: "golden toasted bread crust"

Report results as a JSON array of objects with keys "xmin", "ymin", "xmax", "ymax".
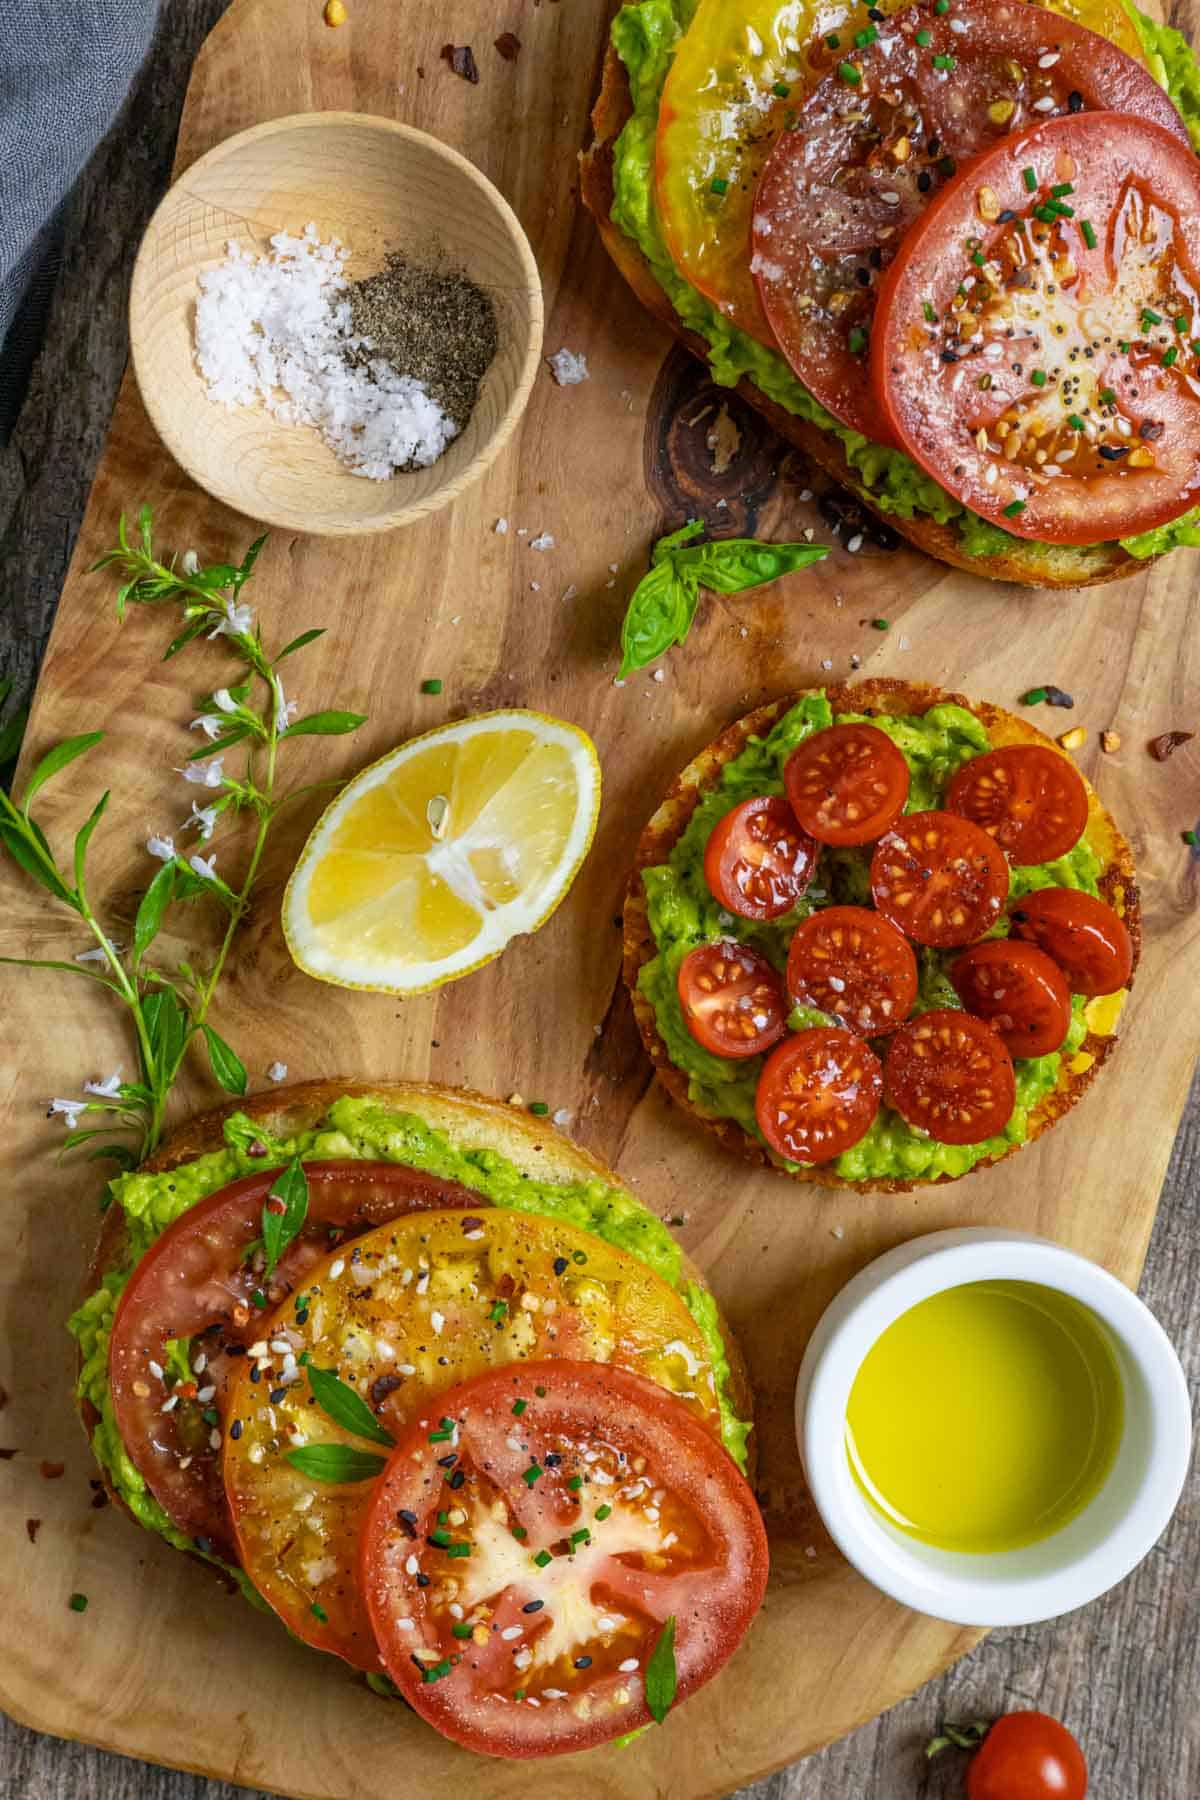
[
  {"xmin": 80, "ymin": 1079, "xmax": 756, "ymax": 1494},
  {"xmin": 580, "ymin": 41, "xmax": 1145, "ymax": 591},
  {"xmin": 622, "ymin": 679, "xmax": 1141, "ymax": 1195}
]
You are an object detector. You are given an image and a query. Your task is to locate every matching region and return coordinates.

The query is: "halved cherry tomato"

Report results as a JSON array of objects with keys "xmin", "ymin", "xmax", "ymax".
[
  {"xmin": 704, "ymin": 794, "xmax": 818, "ymax": 919},
  {"xmin": 951, "ymin": 939, "xmax": 1073, "ymax": 1057},
  {"xmin": 947, "ymin": 745, "xmax": 1089, "ymax": 865},
  {"xmin": 752, "ymin": 1, "xmax": 1185, "ymax": 438},
  {"xmin": 884, "ymin": 1008, "xmax": 1016, "ymax": 1144},
  {"xmin": 786, "ymin": 904, "xmax": 917, "ymax": 1036},
  {"xmin": 222, "ymin": 1210, "xmax": 727, "ymax": 1670},
  {"xmin": 359, "ymin": 1360, "xmax": 768, "ymax": 1758},
  {"xmin": 871, "ymin": 811, "xmax": 1009, "ymax": 947},
  {"xmin": 677, "ymin": 941, "xmax": 787, "ymax": 1058},
  {"xmin": 108, "ymin": 1161, "xmax": 478, "ymax": 1560},
  {"xmin": 1009, "ymin": 885, "xmax": 1133, "ymax": 996},
  {"xmin": 872, "ymin": 112, "xmax": 1200, "ymax": 544},
  {"xmin": 755, "ymin": 1027, "xmax": 882, "ymax": 1164},
  {"xmin": 966, "ymin": 1711, "xmax": 1088, "ymax": 1800},
  {"xmin": 784, "ymin": 723, "xmax": 910, "ymax": 847}
]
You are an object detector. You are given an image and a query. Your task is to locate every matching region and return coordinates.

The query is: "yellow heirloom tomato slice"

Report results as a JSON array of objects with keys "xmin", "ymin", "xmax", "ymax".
[{"xmin": 221, "ymin": 1208, "xmax": 725, "ymax": 1671}]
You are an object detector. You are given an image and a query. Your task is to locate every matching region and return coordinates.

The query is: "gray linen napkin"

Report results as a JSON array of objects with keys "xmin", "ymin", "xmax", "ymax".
[{"xmin": 0, "ymin": 0, "xmax": 159, "ymax": 438}]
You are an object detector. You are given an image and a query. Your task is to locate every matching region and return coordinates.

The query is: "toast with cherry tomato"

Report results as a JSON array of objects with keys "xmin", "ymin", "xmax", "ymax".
[
  {"xmin": 582, "ymin": 0, "xmax": 1200, "ymax": 587},
  {"xmin": 623, "ymin": 679, "xmax": 1140, "ymax": 1191},
  {"xmin": 71, "ymin": 1079, "xmax": 767, "ymax": 1756}
]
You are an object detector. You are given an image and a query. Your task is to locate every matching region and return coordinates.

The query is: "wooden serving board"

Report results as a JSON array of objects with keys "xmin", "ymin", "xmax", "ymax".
[{"xmin": 1, "ymin": 1, "xmax": 1197, "ymax": 1794}]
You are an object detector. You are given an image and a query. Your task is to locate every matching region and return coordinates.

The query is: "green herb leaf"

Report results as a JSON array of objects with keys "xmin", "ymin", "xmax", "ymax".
[
  {"xmin": 261, "ymin": 1154, "xmax": 308, "ymax": 1275},
  {"xmin": 280, "ymin": 710, "xmax": 367, "ymax": 738},
  {"xmin": 275, "ymin": 628, "xmax": 326, "ymax": 662},
  {"xmin": 201, "ymin": 1022, "xmax": 247, "ymax": 1096},
  {"xmin": 142, "ymin": 987, "xmax": 190, "ymax": 1073},
  {"xmin": 21, "ymin": 732, "xmax": 104, "ymax": 811},
  {"xmin": 672, "ymin": 536, "xmax": 829, "ymax": 595},
  {"xmin": 285, "ymin": 1444, "xmax": 388, "ymax": 1483},
  {"xmin": 162, "ymin": 615, "xmax": 211, "ymax": 662},
  {"xmin": 237, "ymin": 534, "xmax": 268, "ymax": 586},
  {"xmin": 306, "ymin": 1362, "xmax": 395, "ymax": 1446},
  {"xmin": 186, "ymin": 724, "xmax": 254, "ymax": 760},
  {"xmin": 645, "ymin": 1616, "xmax": 678, "ymax": 1724},
  {"xmin": 650, "ymin": 519, "xmax": 706, "ymax": 565},
  {"xmin": 0, "ymin": 822, "xmax": 77, "ymax": 907},
  {"xmin": 72, "ymin": 791, "xmax": 110, "ymax": 892},
  {"xmin": 618, "ymin": 560, "xmax": 700, "ymax": 679},
  {"xmin": 133, "ymin": 861, "xmax": 176, "ymax": 965}
]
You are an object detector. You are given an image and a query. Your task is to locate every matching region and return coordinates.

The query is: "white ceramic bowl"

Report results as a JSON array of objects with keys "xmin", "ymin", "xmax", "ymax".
[{"xmin": 795, "ymin": 1228, "xmax": 1192, "ymax": 1627}]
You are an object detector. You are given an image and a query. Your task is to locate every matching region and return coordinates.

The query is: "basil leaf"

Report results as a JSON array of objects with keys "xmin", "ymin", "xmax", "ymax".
[
  {"xmin": 261, "ymin": 1154, "xmax": 308, "ymax": 1276},
  {"xmin": 306, "ymin": 1363, "xmax": 395, "ymax": 1446},
  {"xmin": 201, "ymin": 1023, "xmax": 247, "ymax": 1096},
  {"xmin": 133, "ymin": 861, "xmax": 175, "ymax": 965},
  {"xmin": 285, "ymin": 1444, "xmax": 388, "ymax": 1484},
  {"xmin": 22, "ymin": 732, "xmax": 104, "ymax": 810},
  {"xmin": 673, "ymin": 538, "xmax": 829, "ymax": 594},
  {"xmin": 618, "ymin": 560, "xmax": 699, "ymax": 679},
  {"xmin": 280, "ymin": 710, "xmax": 367, "ymax": 738},
  {"xmin": 275, "ymin": 627, "xmax": 325, "ymax": 662},
  {"xmin": 644, "ymin": 1615, "xmax": 677, "ymax": 1724},
  {"xmin": 650, "ymin": 518, "xmax": 705, "ymax": 566}
]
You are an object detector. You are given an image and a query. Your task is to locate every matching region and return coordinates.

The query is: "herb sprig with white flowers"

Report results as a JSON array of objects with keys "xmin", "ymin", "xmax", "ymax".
[{"xmin": 0, "ymin": 506, "xmax": 365, "ymax": 1168}]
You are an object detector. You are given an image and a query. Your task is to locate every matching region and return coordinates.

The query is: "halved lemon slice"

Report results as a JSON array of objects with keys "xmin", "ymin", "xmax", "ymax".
[{"xmin": 283, "ymin": 709, "xmax": 601, "ymax": 994}]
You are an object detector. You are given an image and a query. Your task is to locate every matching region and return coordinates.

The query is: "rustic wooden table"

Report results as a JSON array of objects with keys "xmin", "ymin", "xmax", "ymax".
[{"xmin": 0, "ymin": 4, "xmax": 1195, "ymax": 1797}]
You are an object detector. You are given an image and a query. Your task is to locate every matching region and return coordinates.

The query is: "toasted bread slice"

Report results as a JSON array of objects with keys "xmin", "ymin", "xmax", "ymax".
[
  {"xmin": 80, "ymin": 1079, "xmax": 756, "ymax": 1518},
  {"xmin": 622, "ymin": 679, "xmax": 1141, "ymax": 1194},
  {"xmin": 581, "ymin": 39, "xmax": 1147, "ymax": 591}
]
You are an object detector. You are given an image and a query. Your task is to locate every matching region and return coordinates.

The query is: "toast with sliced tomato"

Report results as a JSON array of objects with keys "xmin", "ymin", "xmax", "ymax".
[
  {"xmin": 622, "ymin": 679, "xmax": 1140, "ymax": 1192},
  {"xmin": 581, "ymin": 0, "xmax": 1200, "ymax": 588},
  {"xmin": 73, "ymin": 1079, "xmax": 765, "ymax": 1755}
]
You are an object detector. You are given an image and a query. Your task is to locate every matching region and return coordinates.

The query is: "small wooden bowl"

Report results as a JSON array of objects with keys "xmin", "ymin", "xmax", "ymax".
[{"xmin": 129, "ymin": 113, "xmax": 543, "ymax": 535}]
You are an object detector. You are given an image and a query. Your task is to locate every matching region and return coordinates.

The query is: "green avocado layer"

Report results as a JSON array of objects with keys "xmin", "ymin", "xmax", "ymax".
[
  {"xmin": 69, "ymin": 1096, "xmax": 751, "ymax": 1563},
  {"xmin": 637, "ymin": 694, "xmax": 1094, "ymax": 1182},
  {"xmin": 609, "ymin": 0, "xmax": 1200, "ymax": 562}
]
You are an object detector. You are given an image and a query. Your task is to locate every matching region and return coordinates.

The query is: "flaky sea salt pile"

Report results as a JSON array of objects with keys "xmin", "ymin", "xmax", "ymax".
[{"xmin": 194, "ymin": 224, "xmax": 459, "ymax": 479}]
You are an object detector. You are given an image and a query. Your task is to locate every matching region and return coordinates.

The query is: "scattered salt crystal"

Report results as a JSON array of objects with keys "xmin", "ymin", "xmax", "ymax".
[
  {"xmin": 552, "ymin": 1108, "xmax": 572, "ymax": 1127},
  {"xmin": 267, "ymin": 1061, "xmax": 288, "ymax": 1083},
  {"xmin": 846, "ymin": 533, "xmax": 864, "ymax": 554},
  {"xmin": 194, "ymin": 227, "xmax": 458, "ymax": 479},
  {"xmin": 820, "ymin": 658, "xmax": 833, "ymax": 672},
  {"xmin": 494, "ymin": 517, "xmax": 509, "ymax": 534},
  {"xmin": 652, "ymin": 669, "xmax": 665, "ymax": 683},
  {"xmin": 529, "ymin": 532, "xmax": 555, "ymax": 551},
  {"xmin": 529, "ymin": 582, "xmax": 541, "ymax": 592},
  {"xmin": 560, "ymin": 584, "xmax": 578, "ymax": 603},
  {"xmin": 547, "ymin": 347, "xmax": 589, "ymax": 385}
]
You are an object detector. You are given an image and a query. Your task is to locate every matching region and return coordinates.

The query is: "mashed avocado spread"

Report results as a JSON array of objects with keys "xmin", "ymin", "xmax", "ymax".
[
  {"xmin": 69, "ymin": 1097, "xmax": 751, "ymax": 1567},
  {"xmin": 637, "ymin": 694, "xmax": 1095, "ymax": 1181},
  {"xmin": 609, "ymin": 0, "xmax": 1200, "ymax": 562}
]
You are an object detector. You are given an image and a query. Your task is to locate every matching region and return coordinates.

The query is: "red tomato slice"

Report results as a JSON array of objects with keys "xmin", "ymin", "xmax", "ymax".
[
  {"xmin": 966, "ymin": 1711, "xmax": 1088, "ymax": 1800},
  {"xmin": 884, "ymin": 1008, "xmax": 1016, "ymax": 1143},
  {"xmin": 951, "ymin": 939, "xmax": 1073, "ymax": 1056},
  {"xmin": 786, "ymin": 904, "xmax": 918, "ymax": 1036},
  {"xmin": 1009, "ymin": 885, "xmax": 1133, "ymax": 996},
  {"xmin": 108, "ymin": 1161, "xmax": 478, "ymax": 1560},
  {"xmin": 677, "ymin": 941, "xmax": 787, "ymax": 1058},
  {"xmin": 703, "ymin": 794, "xmax": 818, "ymax": 919},
  {"xmin": 783, "ymin": 722, "xmax": 910, "ymax": 846},
  {"xmin": 755, "ymin": 1027, "xmax": 882, "ymax": 1164},
  {"xmin": 359, "ymin": 1360, "xmax": 768, "ymax": 1758},
  {"xmin": 871, "ymin": 811, "xmax": 1009, "ymax": 947},
  {"xmin": 946, "ymin": 744, "xmax": 1089, "ymax": 864},
  {"xmin": 872, "ymin": 112, "xmax": 1200, "ymax": 544}
]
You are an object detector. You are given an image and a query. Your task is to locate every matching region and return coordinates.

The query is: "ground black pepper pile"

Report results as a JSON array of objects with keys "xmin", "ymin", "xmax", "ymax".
[{"xmin": 347, "ymin": 254, "xmax": 498, "ymax": 434}]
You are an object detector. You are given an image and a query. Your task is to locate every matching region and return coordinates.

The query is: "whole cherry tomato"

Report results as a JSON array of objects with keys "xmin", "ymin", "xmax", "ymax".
[{"xmin": 933, "ymin": 1712, "xmax": 1088, "ymax": 1800}]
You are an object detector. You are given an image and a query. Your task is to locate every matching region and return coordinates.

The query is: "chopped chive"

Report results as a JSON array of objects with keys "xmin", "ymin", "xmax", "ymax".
[
  {"xmin": 1163, "ymin": 347, "xmax": 1179, "ymax": 367},
  {"xmin": 1067, "ymin": 413, "xmax": 1085, "ymax": 430},
  {"xmin": 1118, "ymin": 339, "xmax": 1131, "ymax": 353},
  {"xmin": 421, "ymin": 1661, "xmax": 453, "ymax": 1684},
  {"xmin": 855, "ymin": 25, "xmax": 877, "ymax": 46},
  {"xmin": 1020, "ymin": 687, "xmax": 1048, "ymax": 706},
  {"xmin": 772, "ymin": 80, "xmax": 791, "ymax": 98},
  {"xmin": 1192, "ymin": 341, "xmax": 1200, "ymax": 355},
  {"xmin": 1022, "ymin": 166, "xmax": 1038, "ymax": 192},
  {"xmin": 710, "ymin": 177, "xmax": 728, "ymax": 196},
  {"xmin": 511, "ymin": 1398, "xmax": 527, "ymax": 1417},
  {"xmin": 489, "ymin": 1299, "xmax": 508, "ymax": 1323},
  {"xmin": 932, "ymin": 53, "xmax": 955, "ymax": 70},
  {"xmin": 446, "ymin": 1542, "xmax": 471, "ymax": 1559},
  {"xmin": 837, "ymin": 60, "xmax": 861, "ymax": 84},
  {"xmin": 1175, "ymin": 314, "xmax": 1189, "ymax": 333},
  {"xmin": 1081, "ymin": 220, "xmax": 1097, "ymax": 249},
  {"xmin": 848, "ymin": 326, "xmax": 868, "ymax": 355},
  {"xmin": 825, "ymin": 32, "xmax": 841, "ymax": 47},
  {"xmin": 251, "ymin": 1289, "xmax": 268, "ymax": 1310},
  {"xmin": 513, "ymin": 1689, "xmax": 526, "ymax": 1701},
  {"xmin": 595, "ymin": 1503, "xmax": 613, "ymax": 1521},
  {"xmin": 1033, "ymin": 205, "xmax": 1056, "ymax": 224},
  {"xmin": 1051, "ymin": 201, "xmax": 1074, "ymax": 218},
  {"xmin": 420, "ymin": 678, "xmax": 442, "ymax": 695},
  {"xmin": 1003, "ymin": 500, "xmax": 1027, "ymax": 517},
  {"xmin": 451, "ymin": 1621, "xmax": 473, "ymax": 1638},
  {"xmin": 569, "ymin": 1528, "xmax": 591, "ymax": 1548},
  {"xmin": 1031, "ymin": 370, "xmax": 1047, "ymax": 387},
  {"xmin": 567, "ymin": 1475, "xmax": 584, "ymax": 1491},
  {"xmin": 870, "ymin": 617, "xmax": 889, "ymax": 631},
  {"xmin": 935, "ymin": 0, "xmax": 950, "ymax": 11},
  {"xmin": 68, "ymin": 1592, "xmax": 89, "ymax": 1614},
  {"xmin": 1142, "ymin": 307, "xmax": 1162, "ymax": 328},
  {"xmin": 1050, "ymin": 182, "xmax": 1074, "ymax": 198},
  {"xmin": 311, "ymin": 1602, "xmax": 328, "ymax": 1623},
  {"xmin": 1099, "ymin": 388, "xmax": 1116, "ymax": 405},
  {"xmin": 511, "ymin": 1526, "xmax": 527, "ymax": 1540},
  {"xmin": 428, "ymin": 1528, "xmax": 451, "ymax": 1546},
  {"xmin": 915, "ymin": 26, "xmax": 932, "ymax": 43},
  {"xmin": 922, "ymin": 300, "xmax": 936, "ymax": 323},
  {"xmin": 971, "ymin": 251, "xmax": 985, "ymax": 267},
  {"xmin": 1184, "ymin": 829, "xmax": 1198, "ymax": 847},
  {"xmin": 534, "ymin": 1549, "xmax": 553, "ymax": 1568},
  {"xmin": 522, "ymin": 1462, "xmax": 544, "ymax": 1487},
  {"xmin": 528, "ymin": 1100, "xmax": 550, "ymax": 1117}
]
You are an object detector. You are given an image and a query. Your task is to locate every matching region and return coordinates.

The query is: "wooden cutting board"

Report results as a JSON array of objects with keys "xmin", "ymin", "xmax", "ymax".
[{"xmin": 1, "ymin": 1, "xmax": 1197, "ymax": 1794}]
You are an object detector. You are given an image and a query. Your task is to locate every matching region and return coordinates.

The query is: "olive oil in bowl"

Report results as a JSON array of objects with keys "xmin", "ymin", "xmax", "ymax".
[{"xmin": 845, "ymin": 1280, "xmax": 1124, "ymax": 1554}]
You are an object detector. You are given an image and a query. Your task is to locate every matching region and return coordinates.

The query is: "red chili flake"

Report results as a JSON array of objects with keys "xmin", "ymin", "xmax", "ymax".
[
  {"xmin": 25, "ymin": 1519, "xmax": 41, "ymax": 1544},
  {"xmin": 441, "ymin": 43, "xmax": 480, "ymax": 83},
  {"xmin": 1149, "ymin": 730, "xmax": 1194, "ymax": 761},
  {"xmin": 39, "ymin": 1460, "xmax": 65, "ymax": 1480},
  {"xmin": 175, "ymin": 1381, "xmax": 198, "ymax": 1401},
  {"xmin": 495, "ymin": 31, "xmax": 521, "ymax": 60}
]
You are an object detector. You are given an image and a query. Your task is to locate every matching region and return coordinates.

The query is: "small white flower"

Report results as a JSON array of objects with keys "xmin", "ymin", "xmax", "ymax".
[
  {"xmin": 48, "ymin": 1098, "xmax": 87, "ymax": 1128},
  {"xmin": 178, "ymin": 757, "xmax": 225, "ymax": 790},
  {"xmin": 75, "ymin": 944, "xmax": 122, "ymax": 964},
  {"xmin": 189, "ymin": 852, "xmax": 218, "ymax": 880},
  {"xmin": 84, "ymin": 1070, "xmax": 123, "ymax": 1099},
  {"xmin": 212, "ymin": 688, "xmax": 238, "ymax": 714},
  {"xmin": 188, "ymin": 715, "xmax": 224, "ymax": 741},
  {"xmin": 274, "ymin": 680, "xmax": 298, "ymax": 735},
  {"xmin": 208, "ymin": 597, "xmax": 254, "ymax": 639},
  {"xmin": 181, "ymin": 549, "xmax": 201, "ymax": 576},
  {"xmin": 187, "ymin": 802, "xmax": 218, "ymax": 841},
  {"xmin": 266, "ymin": 1061, "xmax": 288, "ymax": 1083},
  {"xmin": 146, "ymin": 834, "xmax": 175, "ymax": 861}
]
